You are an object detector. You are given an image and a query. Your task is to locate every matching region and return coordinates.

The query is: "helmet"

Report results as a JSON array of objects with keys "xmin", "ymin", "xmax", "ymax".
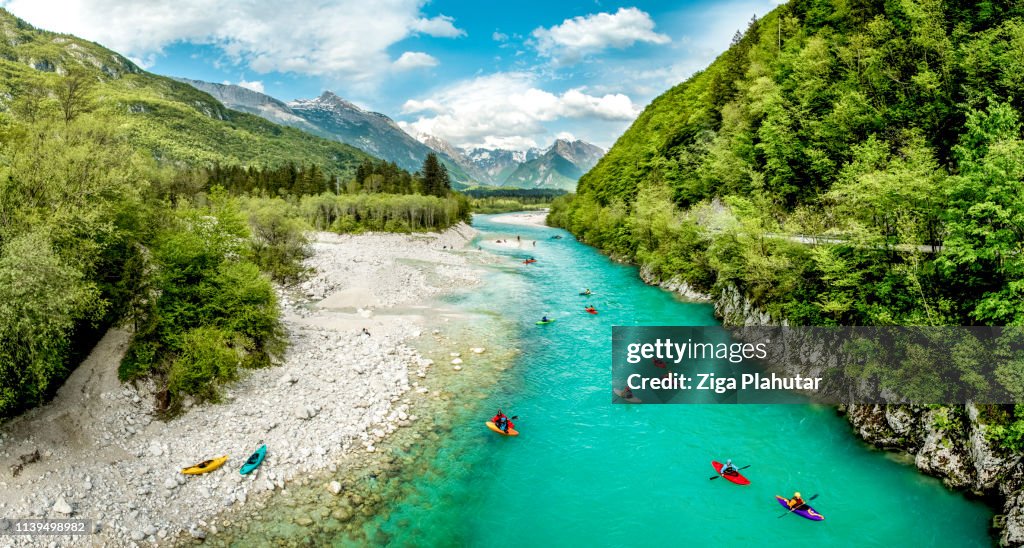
[
  {"xmin": 794, "ymin": 492, "xmax": 801, "ymax": 498},
  {"xmin": 726, "ymin": 459, "xmax": 732, "ymax": 464}
]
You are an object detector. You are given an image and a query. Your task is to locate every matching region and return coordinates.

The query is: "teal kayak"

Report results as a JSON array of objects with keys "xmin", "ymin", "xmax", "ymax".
[
  {"xmin": 240, "ymin": 444, "xmax": 267, "ymax": 475},
  {"xmin": 536, "ymin": 319, "xmax": 556, "ymax": 325}
]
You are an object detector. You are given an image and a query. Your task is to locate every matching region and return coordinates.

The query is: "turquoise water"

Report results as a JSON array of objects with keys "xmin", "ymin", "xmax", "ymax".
[{"xmin": 351, "ymin": 214, "xmax": 993, "ymax": 547}]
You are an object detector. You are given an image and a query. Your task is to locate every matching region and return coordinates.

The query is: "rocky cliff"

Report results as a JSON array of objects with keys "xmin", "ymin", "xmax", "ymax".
[{"xmin": 641, "ymin": 266, "xmax": 1022, "ymax": 544}]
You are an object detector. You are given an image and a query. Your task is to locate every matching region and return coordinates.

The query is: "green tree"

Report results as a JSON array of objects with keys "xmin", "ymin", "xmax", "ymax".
[
  {"xmin": 420, "ymin": 153, "xmax": 451, "ymax": 197},
  {"xmin": 54, "ymin": 68, "xmax": 95, "ymax": 124},
  {"xmin": 941, "ymin": 101, "xmax": 1024, "ymax": 324},
  {"xmin": 0, "ymin": 231, "xmax": 101, "ymax": 415}
]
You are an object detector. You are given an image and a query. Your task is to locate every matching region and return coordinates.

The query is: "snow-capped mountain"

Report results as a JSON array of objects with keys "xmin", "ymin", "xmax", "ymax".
[
  {"xmin": 501, "ymin": 139, "xmax": 605, "ymax": 190},
  {"xmin": 417, "ymin": 135, "xmax": 603, "ymax": 190}
]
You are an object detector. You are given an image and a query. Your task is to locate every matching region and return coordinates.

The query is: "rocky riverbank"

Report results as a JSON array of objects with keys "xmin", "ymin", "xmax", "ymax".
[{"xmin": 0, "ymin": 224, "xmax": 487, "ymax": 547}]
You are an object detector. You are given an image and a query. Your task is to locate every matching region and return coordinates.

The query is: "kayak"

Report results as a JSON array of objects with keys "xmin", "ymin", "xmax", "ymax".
[
  {"xmin": 585, "ymin": 308, "xmax": 598, "ymax": 314},
  {"xmin": 523, "ymin": 259, "xmax": 537, "ymax": 264},
  {"xmin": 486, "ymin": 421, "xmax": 519, "ymax": 436},
  {"xmin": 613, "ymin": 388, "xmax": 642, "ymax": 403},
  {"xmin": 536, "ymin": 319, "xmax": 556, "ymax": 325},
  {"xmin": 579, "ymin": 292, "xmax": 593, "ymax": 296},
  {"xmin": 775, "ymin": 495, "xmax": 825, "ymax": 521},
  {"xmin": 711, "ymin": 461, "xmax": 750, "ymax": 485},
  {"xmin": 240, "ymin": 444, "xmax": 267, "ymax": 475},
  {"xmin": 182, "ymin": 455, "xmax": 228, "ymax": 475}
]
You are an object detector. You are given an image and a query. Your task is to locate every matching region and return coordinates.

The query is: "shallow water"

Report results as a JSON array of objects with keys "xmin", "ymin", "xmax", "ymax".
[{"xmin": 223, "ymin": 214, "xmax": 994, "ymax": 547}]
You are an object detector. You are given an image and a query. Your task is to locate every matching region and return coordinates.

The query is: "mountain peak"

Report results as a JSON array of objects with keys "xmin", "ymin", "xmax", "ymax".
[{"xmin": 307, "ymin": 90, "xmax": 363, "ymax": 112}]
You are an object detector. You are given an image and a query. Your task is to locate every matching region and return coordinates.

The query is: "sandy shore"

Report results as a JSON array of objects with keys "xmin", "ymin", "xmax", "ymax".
[
  {"xmin": 480, "ymin": 211, "xmax": 551, "ymax": 250},
  {"xmin": 0, "ymin": 223, "xmax": 485, "ymax": 546},
  {"xmin": 487, "ymin": 210, "xmax": 549, "ymax": 227}
]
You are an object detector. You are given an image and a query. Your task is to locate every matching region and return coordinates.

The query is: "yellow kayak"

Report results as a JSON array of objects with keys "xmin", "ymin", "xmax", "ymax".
[
  {"xmin": 181, "ymin": 455, "xmax": 228, "ymax": 475},
  {"xmin": 486, "ymin": 421, "xmax": 519, "ymax": 436}
]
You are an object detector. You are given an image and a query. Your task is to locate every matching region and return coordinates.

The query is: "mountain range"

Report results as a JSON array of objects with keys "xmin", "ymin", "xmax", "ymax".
[
  {"xmin": 413, "ymin": 133, "xmax": 604, "ymax": 191},
  {"xmin": 179, "ymin": 78, "xmax": 603, "ymax": 190}
]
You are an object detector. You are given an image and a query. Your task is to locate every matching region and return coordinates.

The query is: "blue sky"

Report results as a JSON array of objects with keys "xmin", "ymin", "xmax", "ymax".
[{"xmin": 3, "ymin": 0, "xmax": 784, "ymax": 149}]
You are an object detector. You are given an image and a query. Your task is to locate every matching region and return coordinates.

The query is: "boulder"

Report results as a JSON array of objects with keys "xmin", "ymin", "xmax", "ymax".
[
  {"xmin": 52, "ymin": 497, "xmax": 72, "ymax": 515},
  {"xmin": 328, "ymin": 481, "xmax": 342, "ymax": 495}
]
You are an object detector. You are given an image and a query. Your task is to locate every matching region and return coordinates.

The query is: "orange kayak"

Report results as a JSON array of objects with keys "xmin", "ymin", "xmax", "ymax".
[{"xmin": 485, "ymin": 421, "xmax": 519, "ymax": 436}]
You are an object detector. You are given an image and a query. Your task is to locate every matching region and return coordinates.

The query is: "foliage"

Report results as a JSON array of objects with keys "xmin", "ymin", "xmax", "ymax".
[
  {"xmin": 420, "ymin": 153, "xmax": 452, "ymax": 197},
  {"xmin": 987, "ymin": 405, "xmax": 1024, "ymax": 453},
  {"xmin": 0, "ymin": 231, "xmax": 101, "ymax": 415},
  {"xmin": 241, "ymin": 198, "xmax": 311, "ymax": 283},
  {"xmin": 300, "ymin": 192, "xmax": 470, "ymax": 233},
  {"xmin": 463, "ymin": 188, "xmax": 568, "ymax": 200},
  {"xmin": 471, "ymin": 198, "xmax": 551, "ymax": 214},
  {"xmin": 120, "ymin": 194, "xmax": 284, "ymax": 407},
  {"xmin": 468, "ymin": 188, "xmax": 567, "ymax": 214}
]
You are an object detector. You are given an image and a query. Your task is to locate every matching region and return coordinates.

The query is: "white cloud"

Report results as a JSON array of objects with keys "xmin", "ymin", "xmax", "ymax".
[
  {"xmin": 531, "ymin": 7, "xmax": 670, "ymax": 63},
  {"xmin": 555, "ymin": 131, "xmax": 576, "ymax": 141},
  {"xmin": 479, "ymin": 135, "xmax": 539, "ymax": 151},
  {"xmin": 399, "ymin": 72, "xmax": 639, "ymax": 150},
  {"xmin": 393, "ymin": 51, "xmax": 439, "ymax": 71},
  {"xmin": 1, "ymin": 0, "xmax": 462, "ymax": 83},
  {"xmin": 492, "ymin": 31, "xmax": 509, "ymax": 42},
  {"xmin": 410, "ymin": 14, "xmax": 466, "ymax": 38},
  {"xmin": 401, "ymin": 98, "xmax": 447, "ymax": 114},
  {"xmin": 237, "ymin": 79, "xmax": 264, "ymax": 93}
]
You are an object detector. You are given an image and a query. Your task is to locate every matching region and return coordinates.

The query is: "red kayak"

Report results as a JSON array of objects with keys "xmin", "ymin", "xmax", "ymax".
[
  {"xmin": 523, "ymin": 259, "xmax": 537, "ymax": 264},
  {"xmin": 585, "ymin": 308, "xmax": 598, "ymax": 314},
  {"xmin": 712, "ymin": 461, "xmax": 750, "ymax": 485}
]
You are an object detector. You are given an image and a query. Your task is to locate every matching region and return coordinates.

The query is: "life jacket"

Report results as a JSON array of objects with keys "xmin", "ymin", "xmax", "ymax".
[
  {"xmin": 789, "ymin": 497, "xmax": 804, "ymax": 508},
  {"xmin": 492, "ymin": 414, "xmax": 506, "ymax": 424}
]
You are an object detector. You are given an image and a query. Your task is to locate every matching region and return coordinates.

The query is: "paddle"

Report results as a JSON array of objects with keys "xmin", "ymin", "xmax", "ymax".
[
  {"xmin": 778, "ymin": 494, "xmax": 818, "ymax": 518},
  {"xmin": 709, "ymin": 464, "xmax": 750, "ymax": 480}
]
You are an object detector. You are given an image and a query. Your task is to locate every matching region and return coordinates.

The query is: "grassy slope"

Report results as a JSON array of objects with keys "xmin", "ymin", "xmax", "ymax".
[{"xmin": 0, "ymin": 9, "xmax": 372, "ymax": 177}]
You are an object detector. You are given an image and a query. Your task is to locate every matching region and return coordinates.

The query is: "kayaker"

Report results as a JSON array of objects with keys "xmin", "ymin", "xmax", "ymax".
[
  {"xmin": 787, "ymin": 492, "xmax": 805, "ymax": 509},
  {"xmin": 584, "ymin": 288, "xmax": 592, "ymax": 295},
  {"xmin": 541, "ymin": 315, "xmax": 550, "ymax": 323},
  {"xmin": 721, "ymin": 459, "xmax": 738, "ymax": 475},
  {"xmin": 622, "ymin": 386, "xmax": 634, "ymax": 399},
  {"xmin": 492, "ymin": 410, "xmax": 513, "ymax": 433}
]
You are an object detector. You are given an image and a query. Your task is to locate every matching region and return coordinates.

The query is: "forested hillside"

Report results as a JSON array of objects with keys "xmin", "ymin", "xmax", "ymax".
[
  {"xmin": 554, "ymin": 0, "xmax": 1024, "ymax": 326},
  {"xmin": 550, "ymin": 0, "xmax": 1024, "ymax": 441}
]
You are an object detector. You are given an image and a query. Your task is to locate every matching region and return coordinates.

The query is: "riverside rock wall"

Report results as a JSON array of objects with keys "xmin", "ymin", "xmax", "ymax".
[{"xmin": 642, "ymin": 266, "xmax": 1024, "ymax": 545}]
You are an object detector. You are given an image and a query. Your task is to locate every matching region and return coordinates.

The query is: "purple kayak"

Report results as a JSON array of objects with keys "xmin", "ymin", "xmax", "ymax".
[{"xmin": 775, "ymin": 495, "xmax": 824, "ymax": 521}]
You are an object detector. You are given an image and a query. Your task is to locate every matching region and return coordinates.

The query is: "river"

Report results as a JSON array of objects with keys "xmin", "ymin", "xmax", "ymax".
[{"xmin": 222, "ymin": 213, "xmax": 993, "ymax": 547}]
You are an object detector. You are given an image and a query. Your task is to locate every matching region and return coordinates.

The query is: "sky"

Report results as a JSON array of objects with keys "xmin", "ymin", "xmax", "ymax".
[{"xmin": 1, "ymin": 0, "xmax": 786, "ymax": 150}]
